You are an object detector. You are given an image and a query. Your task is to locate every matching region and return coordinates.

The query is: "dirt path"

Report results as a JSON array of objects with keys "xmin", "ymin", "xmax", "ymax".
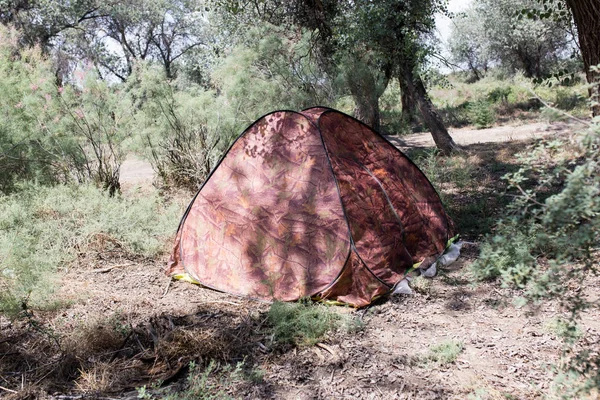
[
  {"xmin": 119, "ymin": 120, "xmax": 580, "ymax": 187},
  {"xmin": 386, "ymin": 121, "xmax": 579, "ymax": 150},
  {"xmin": 120, "ymin": 155, "xmax": 155, "ymax": 188},
  {"xmin": 37, "ymin": 246, "xmax": 600, "ymax": 399}
]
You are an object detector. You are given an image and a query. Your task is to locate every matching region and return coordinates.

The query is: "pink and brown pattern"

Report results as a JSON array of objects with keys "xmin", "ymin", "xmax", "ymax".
[{"xmin": 166, "ymin": 108, "xmax": 454, "ymax": 307}]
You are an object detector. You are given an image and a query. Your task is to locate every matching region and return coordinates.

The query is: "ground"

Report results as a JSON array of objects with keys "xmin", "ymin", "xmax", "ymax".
[{"xmin": 1, "ymin": 120, "xmax": 598, "ymax": 399}]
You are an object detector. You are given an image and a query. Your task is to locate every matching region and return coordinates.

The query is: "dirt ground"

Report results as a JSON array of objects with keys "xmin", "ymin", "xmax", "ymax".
[
  {"xmin": 2, "ymin": 120, "xmax": 598, "ymax": 399},
  {"xmin": 387, "ymin": 120, "xmax": 582, "ymax": 150}
]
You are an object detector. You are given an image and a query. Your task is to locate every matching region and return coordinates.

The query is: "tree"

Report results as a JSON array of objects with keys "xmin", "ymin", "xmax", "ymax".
[
  {"xmin": 449, "ymin": 0, "xmax": 576, "ymax": 79},
  {"xmin": 216, "ymin": 0, "xmax": 460, "ymax": 154},
  {"xmin": 564, "ymin": 0, "xmax": 600, "ymax": 116},
  {"xmin": 348, "ymin": 0, "xmax": 460, "ymax": 154},
  {"xmin": 0, "ymin": 0, "xmax": 102, "ymax": 49},
  {"xmin": 65, "ymin": 0, "xmax": 209, "ymax": 81},
  {"xmin": 1, "ymin": 0, "xmax": 210, "ymax": 82},
  {"xmin": 520, "ymin": 0, "xmax": 599, "ymax": 115},
  {"xmin": 448, "ymin": 8, "xmax": 490, "ymax": 81}
]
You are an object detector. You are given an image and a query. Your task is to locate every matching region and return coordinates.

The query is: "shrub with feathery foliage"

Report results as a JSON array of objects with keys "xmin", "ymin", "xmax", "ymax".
[{"xmin": 0, "ymin": 183, "xmax": 182, "ymax": 317}]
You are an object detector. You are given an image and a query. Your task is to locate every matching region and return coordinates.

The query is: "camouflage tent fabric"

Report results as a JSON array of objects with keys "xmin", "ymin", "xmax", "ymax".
[{"xmin": 166, "ymin": 107, "xmax": 454, "ymax": 307}]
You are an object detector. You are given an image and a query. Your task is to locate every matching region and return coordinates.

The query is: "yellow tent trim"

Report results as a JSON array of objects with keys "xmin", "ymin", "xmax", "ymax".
[{"xmin": 172, "ymin": 272, "xmax": 202, "ymax": 285}]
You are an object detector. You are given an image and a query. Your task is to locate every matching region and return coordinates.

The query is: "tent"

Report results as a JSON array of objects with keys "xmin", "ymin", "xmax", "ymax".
[{"xmin": 166, "ymin": 107, "xmax": 455, "ymax": 307}]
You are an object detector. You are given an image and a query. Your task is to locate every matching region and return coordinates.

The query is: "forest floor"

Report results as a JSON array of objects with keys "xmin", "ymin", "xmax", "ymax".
[{"xmin": 2, "ymin": 119, "xmax": 599, "ymax": 400}]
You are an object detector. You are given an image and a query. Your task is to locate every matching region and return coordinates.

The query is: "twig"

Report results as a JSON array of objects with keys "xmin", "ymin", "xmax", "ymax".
[
  {"xmin": 109, "ymin": 328, "xmax": 134, "ymax": 362},
  {"xmin": 316, "ymin": 343, "xmax": 337, "ymax": 358},
  {"xmin": 190, "ymin": 300, "xmax": 241, "ymax": 306},
  {"xmin": 528, "ymin": 89, "xmax": 590, "ymax": 126},
  {"xmin": 0, "ymin": 385, "xmax": 17, "ymax": 394},
  {"xmin": 92, "ymin": 263, "xmax": 132, "ymax": 273},
  {"xmin": 162, "ymin": 279, "xmax": 171, "ymax": 297}
]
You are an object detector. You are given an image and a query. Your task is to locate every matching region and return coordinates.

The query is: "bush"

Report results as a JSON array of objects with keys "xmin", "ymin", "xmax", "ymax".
[
  {"xmin": 0, "ymin": 183, "xmax": 182, "ymax": 316},
  {"xmin": 0, "ymin": 26, "xmax": 133, "ymax": 195},
  {"xmin": 0, "ymin": 27, "xmax": 78, "ymax": 192},
  {"xmin": 487, "ymin": 86, "xmax": 512, "ymax": 104},
  {"xmin": 472, "ymin": 115, "xmax": 600, "ymax": 394},
  {"xmin": 212, "ymin": 25, "xmax": 333, "ymax": 124},
  {"xmin": 468, "ymin": 100, "xmax": 495, "ymax": 129},
  {"xmin": 57, "ymin": 70, "xmax": 134, "ymax": 195},
  {"xmin": 128, "ymin": 64, "xmax": 236, "ymax": 190},
  {"xmin": 554, "ymin": 88, "xmax": 586, "ymax": 111}
]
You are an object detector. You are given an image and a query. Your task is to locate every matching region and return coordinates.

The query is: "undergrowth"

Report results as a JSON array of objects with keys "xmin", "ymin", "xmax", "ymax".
[
  {"xmin": 0, "ymin": 183, "xmax": 182, "ymax": 316},
  {"xmin": 138, "ymin": 360, "xmax": 244, "ymax": 400},
  {"xmin": 267, "ymin": 300, "xmax": 362, "ymax": 346},
  {"xmin": 428, "ymin": 73, "xmax": 588, "ymax": 129},
  {"xmin": 472, "ymin": 105, "xmax": 600, "ymax": 396},
  {"xmin": 424, "ymin": 339, "xmax": 464, "ymax": 365}
]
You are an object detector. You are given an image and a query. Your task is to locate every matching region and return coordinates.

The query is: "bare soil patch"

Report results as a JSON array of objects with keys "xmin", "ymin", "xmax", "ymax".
[{"xmin": 387, "ymin": 120, "xmax": 582, "ymax": 150}]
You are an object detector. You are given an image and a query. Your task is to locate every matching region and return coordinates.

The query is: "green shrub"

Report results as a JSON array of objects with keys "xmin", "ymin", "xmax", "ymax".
[
  {"xmin": 468, "ymin": 100, "xmax": 495, "ymax": 129},
  {"xmin": 472, "ymin": 114, "xmax": 600, "ymax": 394},
  {"xmin": 554, "ymin": 88, "xmax": 586, "ymax": 111},
  {"xmin": 212, "ymin": 25, "xmax": 333, "ymax": 124},
  {"xmin": 0, "ymin": 183, "xmax": 182, "ymax": 316},
  {"xmin": 0, "ymin": 26, "xmax": 133, "ymax": 195},
  {"xmin": 267, "ymin": 301, "xmax": 360, "ymax": 346},
  {"xmin": 0, "ymin": 26, "xmax": 77, "ymax": 192},
  {"xmin": 128, "ymin": 63, "xmax": 237, "ymax": 190},
  {"xmin": 487, "ymin": 86, "xmax": 512, "ymax": 104}
]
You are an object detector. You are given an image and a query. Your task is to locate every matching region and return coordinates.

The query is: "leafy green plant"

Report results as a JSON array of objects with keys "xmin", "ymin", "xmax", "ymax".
[
  {"xmin": 0, "ymin": 26, "xmax": 79, "ymax": 192},
  {"xmin": 267, "ymin": 301, "xmax": 360, "ymax": 346},
  {"xmin": 0, "ymin": 26, "xmax": 134, "ymax": 195},
  {"xmin": 487, "ymin": 86, "xmax": 512, "ymax": 104},
  {"xmin": 411, "ymin": 276, "xmax": 432, "ymax": 294},
  {"xmin": 554, "ymin": 88, "xmax": 585, "ymax": 111},
  {"xmin": 128, "ymin": 63, "xmax": 236, "ymax": 190},
  {"xmin": 472, "ymin": 111, "xmax": 600, "ymax": 394}
]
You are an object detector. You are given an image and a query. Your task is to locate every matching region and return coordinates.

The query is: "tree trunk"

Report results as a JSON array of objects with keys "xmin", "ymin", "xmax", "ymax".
[
  {"xmin": 348, "ymin": 69, "xmax": 380, "ymax": 131},
  {"xmin": 565, "ymin": 0, "xmax": 600, "ymax": 116},
  {"xmin": 399, "ymin": 77, "xmax": 417, "ymax": 124},
  {"xmin": 352, "ymin": 91, "xmax": 381, "ymax": 132},
  {"xmin": 399, "ymin": 63, "xmax": 460, "ymax": 155},
  {"xmin": 346, "ymin": 59, "xmax": 391, "ymax": 132}
]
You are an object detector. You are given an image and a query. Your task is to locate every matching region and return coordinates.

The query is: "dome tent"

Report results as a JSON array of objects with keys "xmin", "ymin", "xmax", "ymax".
[{"xmin": 166, "ymin": 107, "xmax": 454, "ymax": 307}]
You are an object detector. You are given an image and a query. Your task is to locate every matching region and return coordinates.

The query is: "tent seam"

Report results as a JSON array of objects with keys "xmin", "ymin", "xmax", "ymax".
[{"xmin": 314, "ymin": 110, "xmax": 393, "ymax": 290}]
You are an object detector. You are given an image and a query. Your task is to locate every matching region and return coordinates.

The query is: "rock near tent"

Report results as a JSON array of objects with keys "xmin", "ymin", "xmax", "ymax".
[{"xmin": 166, "ymin": 107, "xmax": 455, "ymax": 307}]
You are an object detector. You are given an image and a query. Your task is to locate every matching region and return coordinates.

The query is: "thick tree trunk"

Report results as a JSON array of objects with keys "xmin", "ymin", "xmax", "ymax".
[
  {"xmin": 399, "ymin": 64, "xmax": 460, "ymax": 155},
  {"xmin": 348, "ymin": 69, "xmax": 380, "ymax": 130},
  {"xmin": 399, "ymin": 77, "xmax": 417, "ymax": 124},
  {"xmin": 565, "ymin": 0, "xmax": 600, "ymax": 116},
  {"xmin": 352, "ymin": 91, "xmax": 381, "ymax": 132},
  {"xmin": 347, "ymin": 60, "xmax": 391, "ymax": 132}
]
